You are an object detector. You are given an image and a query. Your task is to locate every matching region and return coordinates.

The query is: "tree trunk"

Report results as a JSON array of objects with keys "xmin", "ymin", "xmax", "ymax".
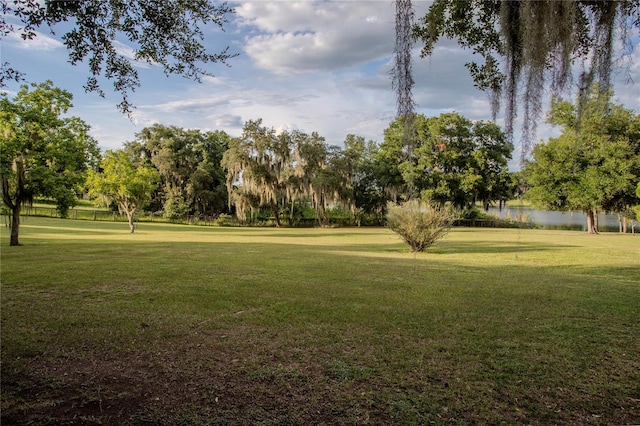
[
  {"xmin": 270, "ymin": 199, "xmax": 281, "ymax": 227},
  {"xmin": 617, "ymin": 213, "xmax": 623, "ymax": 233},
  {"xmin": 586, "ymin": 209, "xmax": 598, "ymax": 234},
  {"xmin": 10, "ymin": 205, "xmax": 21, "ymax": 246},
  {"xmin": 313, "ymin": 197, "xmax": 321, "ymax": 226},
  {"xmin": 127, "ymin": 212, "xmax": 135, "ymax": 233},
  {"xmin": 290, "ymin": 199, "xmax": 295, "ymax": 224},
  {"xmin": 320, "ymin": 195, "xmax": 329, "ymax": 226}
]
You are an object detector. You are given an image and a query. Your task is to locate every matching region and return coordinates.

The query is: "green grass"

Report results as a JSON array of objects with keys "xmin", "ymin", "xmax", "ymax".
[{"xmin": 1, "ymin": 217, "xmax": 639, "ymax": 425}]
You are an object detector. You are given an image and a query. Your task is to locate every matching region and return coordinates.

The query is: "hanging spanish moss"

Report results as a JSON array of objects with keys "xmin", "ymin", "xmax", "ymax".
[
  {"xmin": 393, "ymin": 0, "xmax": 417, "ymax": 196},
  {"xmin": 414, "ymin": 0, "xmax": 639, "ymax": 164},
  {"xmin": 393, "ymin": 0, "xmax": 416, "ymax": 118}
]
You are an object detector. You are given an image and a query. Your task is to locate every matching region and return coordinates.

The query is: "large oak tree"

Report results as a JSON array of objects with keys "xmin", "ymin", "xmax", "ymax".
[
  {"xmin": 0, "ymin": 81, "xmax": 99, "ymax": 245},
  {"xmin": 221, "ymin": 119, "xmax": 292, "ymax": 227},
  {"xmin": 378, "ymin": 112, "xmax": 513, "ymax": 212},
  {"xmin": 525, "ymin": 87, "xmax": 640, "ymax": 234}
]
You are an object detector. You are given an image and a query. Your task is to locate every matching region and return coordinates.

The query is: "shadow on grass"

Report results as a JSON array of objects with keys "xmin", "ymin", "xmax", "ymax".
[
  {"xmin": 429, "ymin": 240, "xmax": 577, "ymax": 255},
  {"xmin": 257, "ymin": 231, "xmax": 382, "ymax": 238}
]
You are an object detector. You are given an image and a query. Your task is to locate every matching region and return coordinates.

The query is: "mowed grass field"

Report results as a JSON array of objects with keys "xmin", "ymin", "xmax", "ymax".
[{"xmin": 1, "ymin": 217, "xmax": 639, "ymax": 425}]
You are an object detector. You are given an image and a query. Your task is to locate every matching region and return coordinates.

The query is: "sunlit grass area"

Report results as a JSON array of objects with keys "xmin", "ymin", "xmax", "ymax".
[{"xmin": 1, "ymin": 217, "xmax": 639, "ymax": 425}]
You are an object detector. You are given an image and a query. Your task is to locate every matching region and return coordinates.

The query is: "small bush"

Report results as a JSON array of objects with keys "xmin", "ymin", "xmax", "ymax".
[
  {"xmin": 215, "ymin": 213, "xmax": 234, "ymax": 226},
  {"xmin": 386, "ymin": 199, "xmax": 454, "ymax": 252}
]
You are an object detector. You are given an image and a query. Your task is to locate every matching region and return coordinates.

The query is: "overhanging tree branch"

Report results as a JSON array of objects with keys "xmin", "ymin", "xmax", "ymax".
[{"xmin": 1, "ymin": 0, "xmax": 237, "ymax": 115}]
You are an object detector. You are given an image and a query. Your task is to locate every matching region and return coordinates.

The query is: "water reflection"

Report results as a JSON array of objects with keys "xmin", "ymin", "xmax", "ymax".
[{"xmin": 486, "ymin": 206, "xmax": 626, "ymax": 232}]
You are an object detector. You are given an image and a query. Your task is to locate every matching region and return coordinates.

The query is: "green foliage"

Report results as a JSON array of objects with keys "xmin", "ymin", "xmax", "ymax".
[
  {"xmin": 525, "ymin": 87, "xmax": 640, "ymax": 233},
  {"xmin": 1, "ymin": 1, "xmax": 237, "ymax": 114},
  {"xmin": 291, "ymin": 130, "xmax": 334, "ymax": 226},
  {"xmin": 87, "ymin": 149, "xmax": 159, "ymax": 232},
  {"xmin": 376, "ymin": 115, "xmax": 423, "ymax": 201},
  {"xmin": 386, "ymin": 199, "xmax": 454, "ymax": 252},
  {"xmin": 379, "ymin": 112, "xmax": 513, "ymax": 210},
  {"xmin": 162, "ymin": 189, "xmax": 191, "ymax": 221},
  {"xmin": 0, "ymin": 80, "xmax": 99, "ymax": 245},
  {"xmin": 343, "ymin": 135, "xmax": 386, "ymax": 225}
]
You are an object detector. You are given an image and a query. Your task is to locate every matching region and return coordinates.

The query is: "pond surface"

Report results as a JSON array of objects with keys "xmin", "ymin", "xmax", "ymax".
[{"xmin": 486, "ymin": 206, "xmax": 631, "ymax": 232}]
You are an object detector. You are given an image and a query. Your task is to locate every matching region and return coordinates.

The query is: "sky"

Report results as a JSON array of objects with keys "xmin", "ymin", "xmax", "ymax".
[{"xmin": 2, "ymin": 1, "xmax": 639, "ymax": 168}]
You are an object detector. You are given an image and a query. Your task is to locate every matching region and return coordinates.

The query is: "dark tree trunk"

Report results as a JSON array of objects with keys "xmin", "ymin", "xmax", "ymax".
[
  {"xmin": 270, "ymin": 199, "xmax": 281, "ymax": 227},
  {"xmin": 313, "ymin": 197, "xmax": 321, "ymax": 226},
  {"xmin": 320, "ymin": 195, "xmax": 329, "ymax": 226},
  {"xmin": 10, "ymin": 205, "xmax": 21, "ymax": 246},
  {"xmin": 586, "ymin": 209, "xmax": 598, "ymax": 234}
]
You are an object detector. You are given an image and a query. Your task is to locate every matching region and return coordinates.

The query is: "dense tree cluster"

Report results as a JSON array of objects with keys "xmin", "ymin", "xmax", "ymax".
[
  {"xmin": 3, "ymin": 81, "xmax": 639, "ymax": 242},
  {"xmin": 221, "ymin": 119, "xmax": 379, "ymax": 227},
  {"xmin": 219, "ymin": 114, "xmax": 515, "ymax": 226},
  {"xmin": 123, "ymin": 124, "xmax": 230, "ymax": 220}
]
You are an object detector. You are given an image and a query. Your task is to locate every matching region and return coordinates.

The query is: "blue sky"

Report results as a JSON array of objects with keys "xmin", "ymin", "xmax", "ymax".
[{"xmin": 2, "ymin": 1, "xmax": 639, "ymax": 164}]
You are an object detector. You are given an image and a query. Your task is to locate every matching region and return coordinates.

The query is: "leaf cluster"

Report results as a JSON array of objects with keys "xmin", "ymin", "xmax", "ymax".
[{"xmin": 1, "ymin": 0, "xmax": 237, "ymax": 114}]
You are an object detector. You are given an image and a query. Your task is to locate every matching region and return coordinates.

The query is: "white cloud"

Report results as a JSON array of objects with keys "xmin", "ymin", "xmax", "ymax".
[
  {"xmin": 236, "ymin": 1, "xmax": 395, "ymax": 74},
  {"xmin": 4, "ymin": 30, "xmax": 63, "ymax": 51},
  {"xmin": 202, "ymin": 75, "xmax": 236, "ymax": 87},
  {"xmin": 112, "ymin": 40, "xmax": 153, "ymax": 69},
  {"xmin": 143, "ymin": 97, "xmax": 232, "ymax": 114},
  {"xmin": 236, "ymin": 2, "xmax": 330, "ymax": 33},
  {"xmin": 129, "ymin": 109, "xmax": 159, "ymax": 129}
]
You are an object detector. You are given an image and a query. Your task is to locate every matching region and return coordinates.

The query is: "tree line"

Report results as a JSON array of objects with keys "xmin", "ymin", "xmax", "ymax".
[{"xmin": 2, "ymin": 81, "xmax": 639, "ymax": 245}]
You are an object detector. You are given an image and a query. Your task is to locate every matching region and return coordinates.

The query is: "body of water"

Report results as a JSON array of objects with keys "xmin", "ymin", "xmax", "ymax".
[{"xmin": 486, "ymin": 206, "xmax": 633, "ymax": 232}]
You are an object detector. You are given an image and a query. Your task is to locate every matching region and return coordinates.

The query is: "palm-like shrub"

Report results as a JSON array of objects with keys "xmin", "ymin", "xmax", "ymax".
[{"xmin": 386, "ymin": 199, "xmax": 454, "ymax": 252}]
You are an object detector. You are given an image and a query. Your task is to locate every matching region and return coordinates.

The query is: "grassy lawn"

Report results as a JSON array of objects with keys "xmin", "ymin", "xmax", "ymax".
[{"xmin": 1, "ymin": 217, "xmax": 639, "ymax": 425}]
